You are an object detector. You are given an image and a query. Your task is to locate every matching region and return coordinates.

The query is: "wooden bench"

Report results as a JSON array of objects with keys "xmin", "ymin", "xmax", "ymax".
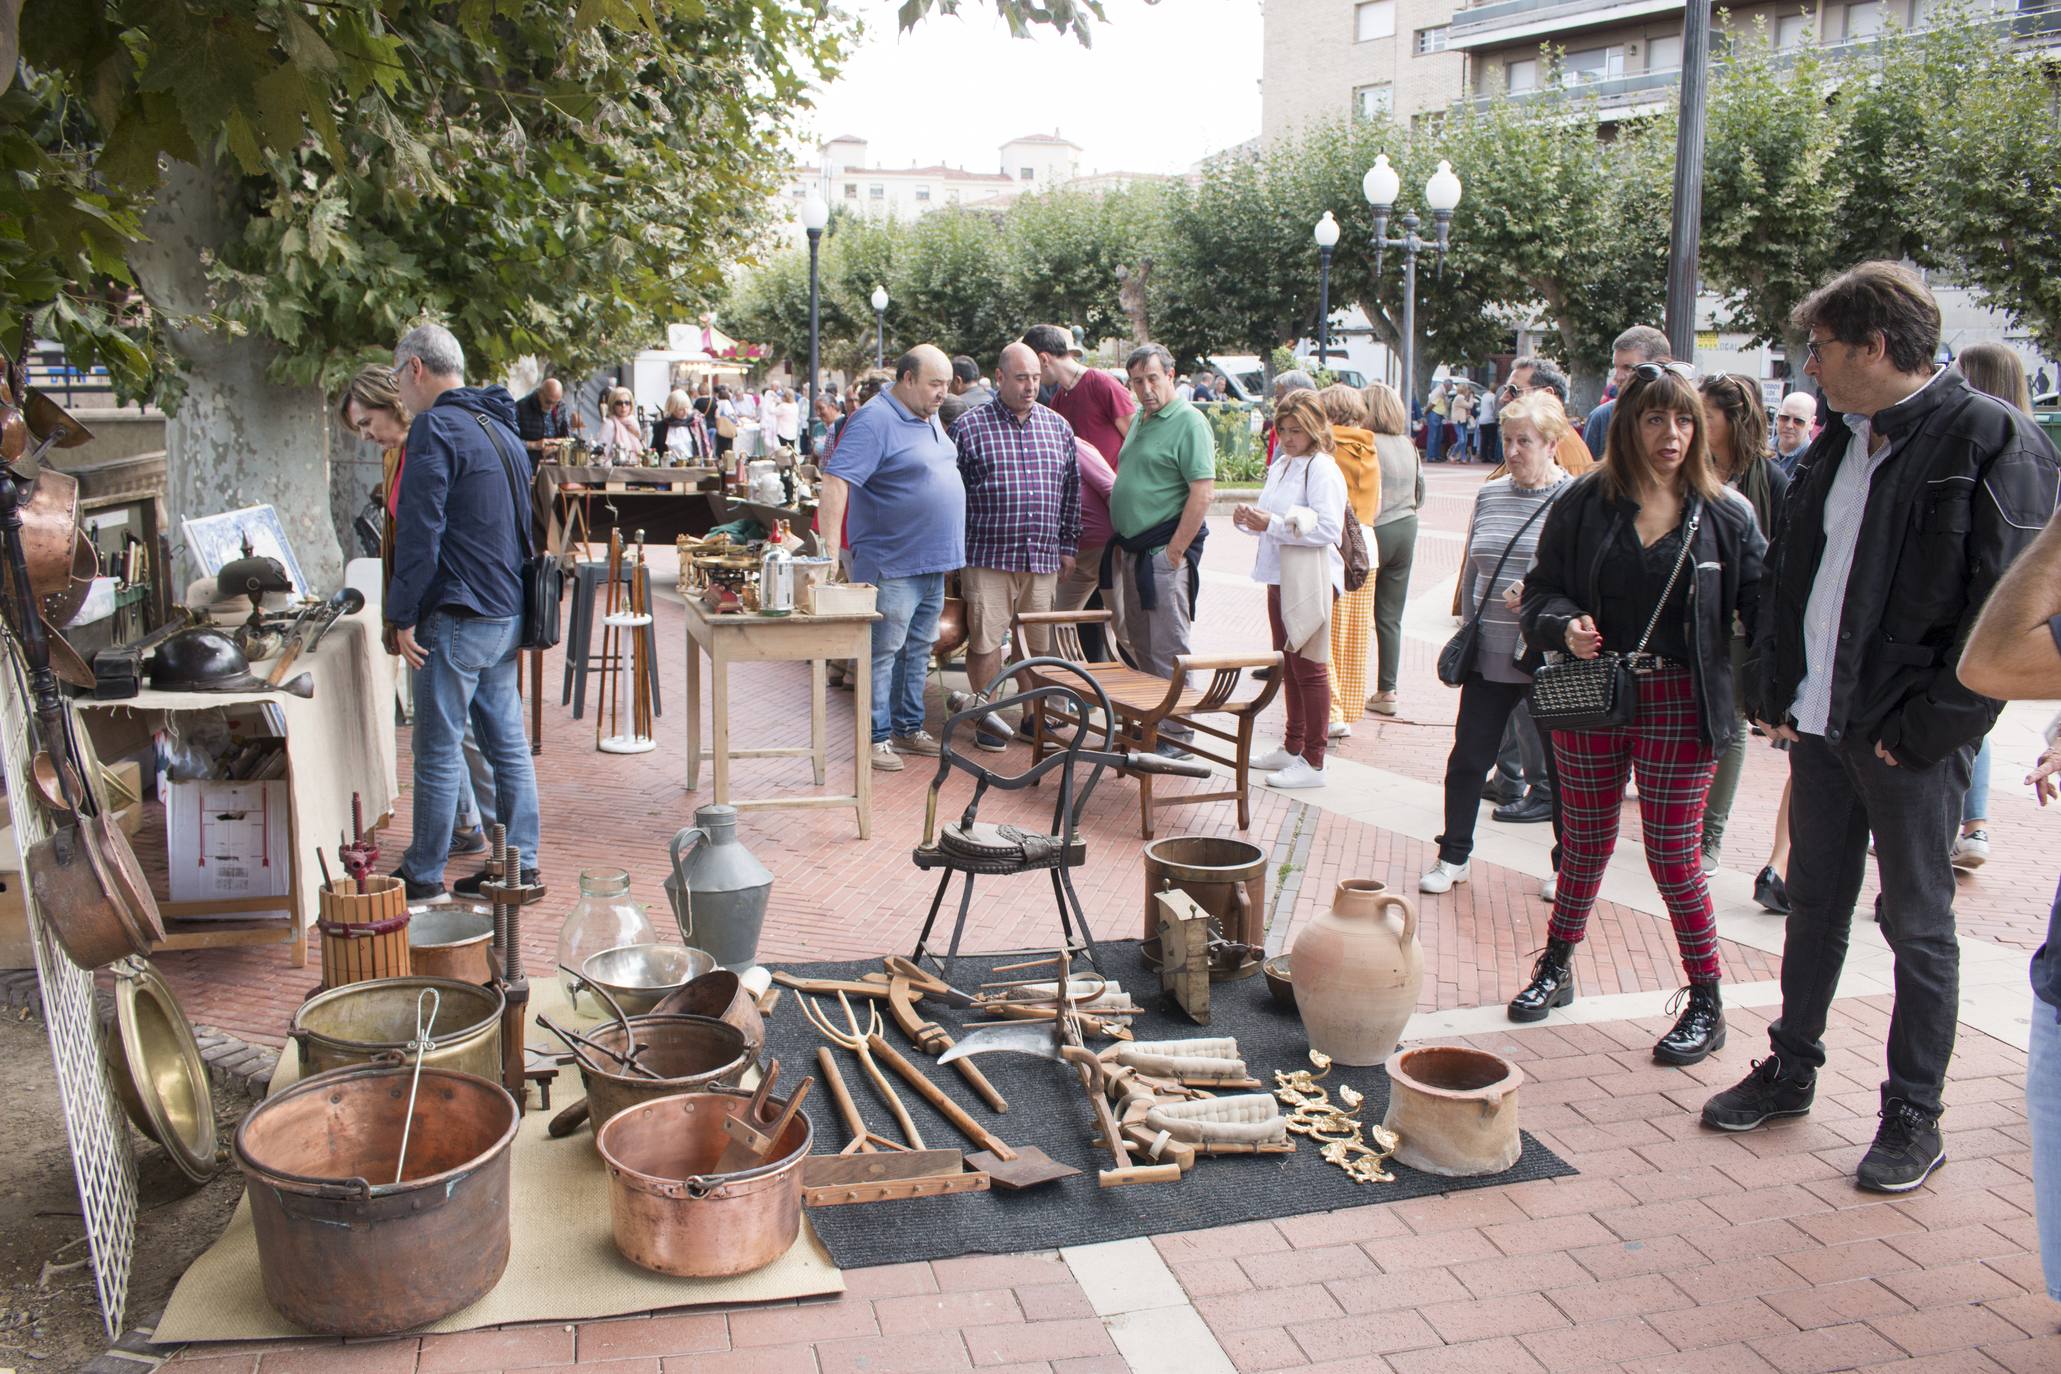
[{"xmin": 1009, "ymin": 608, "xmax": 1283, "ymax": 838}]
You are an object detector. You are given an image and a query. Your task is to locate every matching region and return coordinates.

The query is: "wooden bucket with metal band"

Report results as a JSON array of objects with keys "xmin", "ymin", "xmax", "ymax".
[{"xmin": 317, "ymin": 876, "xmax": 412, "ymax": 989}]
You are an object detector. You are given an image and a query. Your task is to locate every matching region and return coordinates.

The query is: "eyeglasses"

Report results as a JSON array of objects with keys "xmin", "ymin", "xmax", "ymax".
[
  {"xmin": 613, "ymin": 400, "xmax": 633, "ymax": 408},
  {"xmin": 1803, "ymin": 338, "xmax": 1828, "ymax": 364},
  {"xmin": 1629, "ymin": 361, "xmax": 1697, "ymax": 386}
]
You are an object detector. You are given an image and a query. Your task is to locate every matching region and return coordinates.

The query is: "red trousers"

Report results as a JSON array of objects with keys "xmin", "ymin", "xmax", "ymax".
[
  {"xmin": 1266, "ymin": 585, "xmax": 1333, "ymax": 768},
  {"xmin": 1547, "ymin": 664, "xmax": 1722, "ymax": 983}
]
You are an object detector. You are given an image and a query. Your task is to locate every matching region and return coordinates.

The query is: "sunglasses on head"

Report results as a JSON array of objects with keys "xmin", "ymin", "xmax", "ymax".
[{"xmin": 1629, "ymin": 361, "xmax": 1697, "ymax": 387}]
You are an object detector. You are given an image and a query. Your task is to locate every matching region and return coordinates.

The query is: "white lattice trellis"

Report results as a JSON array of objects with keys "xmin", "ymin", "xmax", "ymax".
[{"xmin": 3, "ymin": 633, "xmax": 138, "ymax": 1339}]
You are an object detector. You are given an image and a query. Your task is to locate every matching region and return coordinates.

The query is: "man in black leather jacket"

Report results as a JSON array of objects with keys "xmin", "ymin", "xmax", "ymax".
[{"xmin": 1703, "ymin": 262, "xmax": 2060, "ymax": 1193}]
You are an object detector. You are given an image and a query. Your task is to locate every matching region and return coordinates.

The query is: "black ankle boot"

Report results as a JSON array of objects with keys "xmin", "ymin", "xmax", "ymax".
[
  {"xmin": 1654, "ymin": 980, "xmax": 1726, "ymax": 1065},
  {"xmin": 1508, "ymin": 938, "xmax": 1576, "ymax": 1023}
]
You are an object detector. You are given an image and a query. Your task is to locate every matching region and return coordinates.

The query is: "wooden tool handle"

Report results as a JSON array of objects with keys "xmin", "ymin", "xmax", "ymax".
[
  {"xmin": 1098, "ymin": 1163, "xmax": 1184, "ymax": 1188},
  {"xmin": 548, "ymin": 1097, "xmax": 591, "ymax": 1138},
  {"xmin": 266, "ymin": 638, "xmax": 306, "ymax": 686},
  {"xmin": 867, "ymin": 1033, "xmax": 1009, "ymax": 1156},
  {"xmin": 817, "ymin": 1046, "xmax": 868, "ymax": 1145},
  {"xmin": 951, "ymin": 1056, "xmax": 1009, "ymax": 1114}
]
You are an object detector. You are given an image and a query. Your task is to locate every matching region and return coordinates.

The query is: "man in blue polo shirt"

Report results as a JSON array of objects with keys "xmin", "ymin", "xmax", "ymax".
[{"xmin": 820, "ymin": 344, "xmax": 966, "ymax": 772}]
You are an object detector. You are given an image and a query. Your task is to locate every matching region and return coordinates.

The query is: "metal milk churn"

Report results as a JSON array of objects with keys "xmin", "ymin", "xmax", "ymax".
[
  {"xmin": 666, "ymin": 804, "xmax": 772, "ymax": 970},
  {"xmin": 759, "ymin": 529, "xmax": 795, "ymax": 617}
]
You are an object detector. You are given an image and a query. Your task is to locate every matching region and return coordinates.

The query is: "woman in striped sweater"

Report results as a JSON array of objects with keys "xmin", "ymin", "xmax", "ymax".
[{"xmin": 1419, "ymin": 393, "xmax": 1573, "ymax": 894}]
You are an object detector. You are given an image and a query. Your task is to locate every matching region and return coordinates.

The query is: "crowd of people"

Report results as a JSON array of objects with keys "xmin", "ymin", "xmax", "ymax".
[{"xmin": 335, "ymin": 263, "xmax": 2061, "ymax": 1287}]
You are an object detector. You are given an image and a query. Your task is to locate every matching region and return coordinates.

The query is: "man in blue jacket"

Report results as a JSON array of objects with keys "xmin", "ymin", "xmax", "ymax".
[{"xmin": 387, "ymin": 323, "xmax": 543, "ymax": 900}]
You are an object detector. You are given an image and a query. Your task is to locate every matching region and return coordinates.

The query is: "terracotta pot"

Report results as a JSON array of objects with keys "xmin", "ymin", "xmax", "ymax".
[
  {"xmin": 1381, "ymin": 1045, "xmax": 1524, "ymax": 1178},
  {"xmin": 1287, "ymin": 879, "xmax": 1421, "ymax": 1066}
]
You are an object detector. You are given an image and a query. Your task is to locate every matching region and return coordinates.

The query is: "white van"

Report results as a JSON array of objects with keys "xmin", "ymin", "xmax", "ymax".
[{"xmin": 1205, "ymin": 354, "xmax": 1366, "ymax": 402}]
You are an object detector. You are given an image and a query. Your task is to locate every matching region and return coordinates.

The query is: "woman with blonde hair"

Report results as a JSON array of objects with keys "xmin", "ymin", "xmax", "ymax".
[
  {"xmin": 1420, "ymin": 393, "xmax": 1571, "ymax": 896},
  {"xmin": 1361, "ymin": 382, "xmax": 1422, "ymax": 716},
  {"xmin": 598, "ymin": 385, "xmax": 643, "ymax": 454},
  {"xmin": 1516, "ymin": 363, "xmax": 1765, "ymax": 1064},
  {"xmin": 651, "ymin": 387, "xmax": 708, "ymax": 461},
  {"xmin": 1318, "ymin": 383, "xmax": 1378, "ymax": 741},
  {"xmin": 1237, "ymin": 389, "xmax": 1347, "ymax": 789}
]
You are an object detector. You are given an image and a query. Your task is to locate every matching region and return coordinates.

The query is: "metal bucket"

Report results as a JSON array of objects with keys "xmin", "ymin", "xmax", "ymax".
[
  {"xmin": 577, "ymin": 1013, "xmax": 753, "ymax": 1135},
  {"xmin": 292, "ymin": 977, "xmax": 503, "ymax": 1080},
  {"xmin": 234, "ymin": 1064, "xmax": 519, "ymax": 1334},
  {"xmin": 406, "ymin": 902, "xmax": 496, "ymax": 984},
  {"xmin": 595, "ymin": 1087, "xmax": 812, "ymax": 1278}
]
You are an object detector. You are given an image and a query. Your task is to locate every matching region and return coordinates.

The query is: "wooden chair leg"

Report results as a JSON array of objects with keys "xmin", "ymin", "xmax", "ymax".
[
  {"xmin": 1235, "ymin": 715, "xmax": 1254, "ymax": 830},
  {"xmin": 1136, "ymin": 721, "xmax": 1158, "ymax": 839}
]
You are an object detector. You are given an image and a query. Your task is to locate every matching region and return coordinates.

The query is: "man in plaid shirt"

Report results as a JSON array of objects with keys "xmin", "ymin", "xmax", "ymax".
[{"xmin": 948, "ymin": 341, "xmax": 1081, "ymax": 750}]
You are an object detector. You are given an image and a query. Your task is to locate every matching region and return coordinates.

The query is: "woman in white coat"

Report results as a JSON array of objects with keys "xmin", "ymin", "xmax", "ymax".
[{"xmin": 1236, "ymin": 389, "xmax": 1348, "ymax": 789}]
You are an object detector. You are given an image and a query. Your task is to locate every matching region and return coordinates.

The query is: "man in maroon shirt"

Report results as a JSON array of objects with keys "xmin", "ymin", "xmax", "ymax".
[{"xmin": 1025, "ymin": 324, "xmax": 1134, "ymax": 468}]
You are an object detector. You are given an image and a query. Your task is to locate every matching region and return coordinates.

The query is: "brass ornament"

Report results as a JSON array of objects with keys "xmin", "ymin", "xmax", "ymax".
[{"xmin": 1273, "ymin": 1051, "xmax": 1400, "ymax": 1184}]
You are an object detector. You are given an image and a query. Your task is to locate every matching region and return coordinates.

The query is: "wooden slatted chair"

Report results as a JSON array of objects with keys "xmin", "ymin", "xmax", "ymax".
[{"xmin": 1010, "ymin": 608, "xmax": 1284, "ymax": 838}]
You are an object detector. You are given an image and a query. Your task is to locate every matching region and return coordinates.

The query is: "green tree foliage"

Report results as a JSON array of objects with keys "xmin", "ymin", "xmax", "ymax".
[
  {"xmin": 1002, "ymin": 185, "xmax": 1157, "ymax": 346},
  {"xmin": 1914, "ymin": 36, "xmax": 2061, "ymax": 350}
]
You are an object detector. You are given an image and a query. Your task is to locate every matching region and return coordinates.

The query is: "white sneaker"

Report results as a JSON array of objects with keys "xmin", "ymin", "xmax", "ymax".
[
  {"xmin": 870, "ymin": 742, "xmax": 904, "ymax": 771},
  {"xmin": 1540, "ymin": 874, "xmax": 1557, "ymax": 903},
  {"xmin": 1951, "ymin": 830, "xmax": 1990, "ymax": 870},
  {"xmin": 1419, "ymin": 860, "xmax": 1471, "ymax": 893},
  {"xmin": 1328, "ymin": 721, "xmax": 1352, "ymax": 739},
  {"xmin": 1252, "ymin": 746, "xmax": 1298, "ymax": 771},
  {"xmin": 1267, "ymin": 757, "xmax": 1326, "ymax": 789}
]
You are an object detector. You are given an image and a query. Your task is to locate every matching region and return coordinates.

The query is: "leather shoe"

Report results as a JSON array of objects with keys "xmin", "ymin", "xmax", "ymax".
[
  {"xmin": 1508, "ymin": 938, "xmax": 1575, "ymax": 1022},
  {"xmin": 1653, "ymin": 981, "xmax": 1726, "ymax": 1065},
  {"xmin": 1480, "ymin": 778, "xmax": 1520, "ymax": 805},
  {"xmin": 1493, "ymin": 791, "xmax": 1553, "ymax": 824},
  {"xmin": 1754, "ymin": 865, "xmax": 1790, "ymax": 914}
]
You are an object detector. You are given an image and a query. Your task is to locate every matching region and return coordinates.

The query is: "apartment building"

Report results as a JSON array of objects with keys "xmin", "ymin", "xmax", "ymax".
[
  {"xmin": 774, "ymin": 132, "xmax": 1082, "ymax": 229},
  {"xmin": 1264, "ymin": 0, "xmax": 2061, "ymax": 130}
]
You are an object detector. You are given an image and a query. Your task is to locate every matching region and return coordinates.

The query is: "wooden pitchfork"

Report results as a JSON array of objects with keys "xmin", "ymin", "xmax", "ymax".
[{"xmin": 800, "ymin": 990, "xmax": 925, "ymax": 1149}]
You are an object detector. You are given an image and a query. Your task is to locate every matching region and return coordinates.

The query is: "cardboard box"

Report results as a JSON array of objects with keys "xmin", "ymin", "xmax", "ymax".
[
  {"xmin": 0, "ymin": 822, "xmax": 26, "ymax": 970},
  {"xmin": 164, "ymin": 776, "xmax": 293, "ymax": 907},
  {"xmin": 807, "ymin": 582, "xmax": 876, "ymax": 616}
]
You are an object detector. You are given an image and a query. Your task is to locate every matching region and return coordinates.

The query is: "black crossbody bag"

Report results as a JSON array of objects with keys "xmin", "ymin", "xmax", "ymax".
[
  {"xmin": 475, "ymin": 413, "xmax": 565, "ymax": 650},
  {"xmin": 1436, "ymin": 489, "xmax": 1559, "ymax": 687},
  {"xmin": 1528, "ymin": 508, "xmax": 1699, "ymax": 731}
]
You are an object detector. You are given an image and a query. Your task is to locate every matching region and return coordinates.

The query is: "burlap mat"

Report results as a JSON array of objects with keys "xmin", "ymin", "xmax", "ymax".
[{"xmin": 153, "ymin": 977, "xmax": 842, "ymax": 1342}]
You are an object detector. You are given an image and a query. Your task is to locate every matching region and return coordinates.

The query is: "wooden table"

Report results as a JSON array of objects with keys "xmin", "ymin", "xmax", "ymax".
[{"xmin": 681, "ymin": 596, "xmax": 879, "ymax": 838}]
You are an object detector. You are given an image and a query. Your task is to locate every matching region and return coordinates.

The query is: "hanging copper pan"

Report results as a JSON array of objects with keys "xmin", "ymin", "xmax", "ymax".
[
  {"xmin": 8, "ymin": 467, "xmax": 79, "ymax": 600},
  {"xmin": 23, "ymin": 390, "xmax": 93, "ymax": 450},
  {"xmin": 27, "ymin": 807, "xmax": 164, "ymax": 970}
]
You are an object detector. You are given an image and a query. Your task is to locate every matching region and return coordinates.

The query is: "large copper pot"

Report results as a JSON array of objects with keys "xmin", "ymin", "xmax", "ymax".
[
  {"xmin": 405, "ymin": 902, "xmax": 496, "ymax": 983},
  {"xmin": 234, "ymin": 1064, "xmax": 519, "ymax": 1335},
  {"xmin": 595, "ymin": 1087, "xmax": 812, "ymax": 1278},
  {"xmin": 576, "ymin": 1013, "xmax": 752, "ymax": 1136}
]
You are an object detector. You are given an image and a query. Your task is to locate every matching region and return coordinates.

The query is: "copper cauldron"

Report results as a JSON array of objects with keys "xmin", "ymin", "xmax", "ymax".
[
  {"xmin": 653, "ymin": 969, "xmax": 765, "ymax": 1059},
  {"xmin": 234, "ymin": 1065, "xmax": 519, "ymax": 1335},
  {"xmin": 595, "ymin": 1087, "xmax": 812, "ymax": 1278},
  {"xmin": 576, "ymin": 1013, "xmax": 752, "ymax": 1136},
  {"xmin": 405, "ymin": 902, "xmax": 497, "ymax": 984}
]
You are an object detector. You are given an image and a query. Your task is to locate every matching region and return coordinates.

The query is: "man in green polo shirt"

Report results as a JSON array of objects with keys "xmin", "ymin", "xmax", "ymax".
[{"xmin": 1110, "ymin": 342, "xmax": 1215, "ymax": 749}]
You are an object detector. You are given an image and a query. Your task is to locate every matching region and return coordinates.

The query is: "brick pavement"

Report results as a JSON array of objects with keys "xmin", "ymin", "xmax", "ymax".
[{"xmin": 134, "ymin": 462, "xmax": 2061, "ymax": 1370}]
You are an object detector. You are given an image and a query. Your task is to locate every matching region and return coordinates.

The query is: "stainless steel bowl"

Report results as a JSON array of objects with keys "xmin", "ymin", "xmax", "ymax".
[{"xmin": 580, "ymin": 943, "xmax": 718, "ymax": 1016}]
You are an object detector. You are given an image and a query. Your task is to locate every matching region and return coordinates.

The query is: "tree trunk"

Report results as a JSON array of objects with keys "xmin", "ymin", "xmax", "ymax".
[{"xmin": 131, "ymin": 158, "xmax": 344, "ymax": 593}]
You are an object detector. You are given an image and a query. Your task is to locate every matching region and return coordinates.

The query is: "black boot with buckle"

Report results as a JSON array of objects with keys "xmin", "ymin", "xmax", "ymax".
[
  {"xmin": 1654, "ymin": 980, "xmax": 1726, "ymax": 1065},
  {"xmin": 1508, "ymin": 937, "xmax": 1576, "ymax": 1023}
]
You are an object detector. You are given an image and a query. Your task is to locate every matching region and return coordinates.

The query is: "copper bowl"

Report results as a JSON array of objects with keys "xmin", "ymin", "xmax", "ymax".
[
  {"xmin": 595, "ymin": 1087, "xmax": 812, "ymax": 1278},
  {"xmin": 1262, "ymin": 954, "xmax": 1296, "ymax": 1008}
]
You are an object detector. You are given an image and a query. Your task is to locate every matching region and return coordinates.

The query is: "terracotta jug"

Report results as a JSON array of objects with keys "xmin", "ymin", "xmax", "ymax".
[{"xmin": 1289, "ymin": 879, "xmax": 1422, "ymax": 1066}]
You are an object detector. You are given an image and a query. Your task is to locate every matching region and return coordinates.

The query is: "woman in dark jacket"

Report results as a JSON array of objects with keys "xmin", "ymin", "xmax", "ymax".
[
  {"xmin": 1694, "ymin": 374, "xmax": 1792, "ymax": 907},
  {"xmin": 1517, "ymin": 363, "xmax": 1766, "ymax": 1064}
]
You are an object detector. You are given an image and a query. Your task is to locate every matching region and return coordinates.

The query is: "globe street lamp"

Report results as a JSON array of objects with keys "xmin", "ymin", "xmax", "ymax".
[
  {"xmin": 1362, "ymin": 155, "xmax": 1463, "ymax": 414},
  {"xmin": 799, "ymin": 191, "xmax": 829, "ymax": 456},
  {"xmin": 870, "ymin": 285, "xmax": 890, "ymax": 368},
  {"xmin": 1313, "ymin": 211, "xmax": 1340, "ymax": 370}
]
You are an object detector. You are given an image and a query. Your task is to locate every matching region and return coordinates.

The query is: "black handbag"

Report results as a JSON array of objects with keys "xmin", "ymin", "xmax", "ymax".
[
  {"xmin": 1528, "ymin": 509, "xmax": 1700, "ymax": 731},
  {"xmin": 1437, "ymin": 490, "xmax": 1559, "ymax": 687},
  {"xmin": 476, "ymin": 413, "xmax": 565, "ymax": 651}
]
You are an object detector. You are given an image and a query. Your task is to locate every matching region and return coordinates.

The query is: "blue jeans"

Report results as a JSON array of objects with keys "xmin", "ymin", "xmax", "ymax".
[
  {"xmin": 407, "ymin": 661, "xmax": 493, "ymax": 833},
  {"xmin": 2030, "ymin": 984, "xmax": 2061, "ymax": 1298},
  {"xmin": 402, "ymin": 611, "xmax": 539, "ymax": 883},
  {"xmin": 1963, "ymin": 736, "xmax": 1992, "ymax": 822},
  {"xmin": 869, "ymin": 573, "xmax": 945, "ymax": 743}
]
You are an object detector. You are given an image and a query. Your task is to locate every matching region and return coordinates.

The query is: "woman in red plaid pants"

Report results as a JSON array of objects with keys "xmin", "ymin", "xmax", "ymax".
[{"xmin": 1518, "ymin": 364, "xmax": 1766, "ymax": 1065}]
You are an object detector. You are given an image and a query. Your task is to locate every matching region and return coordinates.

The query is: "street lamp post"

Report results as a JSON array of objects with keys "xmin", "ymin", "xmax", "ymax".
[
  {"xmin": 1361, "ymin": 155, "xmax": 1463, "ymax": 415},
  {"xmin": 1664, "ymin": 0, "xmax": 1714, "ymax": 362},
  {"xmin": 870, "ymin": 285, "xmax": 889, "ymax": 368},
  {"xmin": 1313, "ymin": 211, "xmax": 1340, "ymax": 370},
  {"xmin": 800, "ymin": 192, "xmax": 829, "ymax": 456}
]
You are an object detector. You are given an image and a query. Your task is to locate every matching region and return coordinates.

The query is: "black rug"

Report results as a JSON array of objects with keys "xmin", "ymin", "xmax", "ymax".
[{"xmin": 768, "ymin": 941, "xmax": 1576, "ymax": 1269}]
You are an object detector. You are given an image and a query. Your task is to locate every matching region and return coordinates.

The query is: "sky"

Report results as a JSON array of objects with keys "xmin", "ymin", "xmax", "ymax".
[{"xmin": 800, "ymin": 0, "xmax": 1264, "ymax": 178}]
